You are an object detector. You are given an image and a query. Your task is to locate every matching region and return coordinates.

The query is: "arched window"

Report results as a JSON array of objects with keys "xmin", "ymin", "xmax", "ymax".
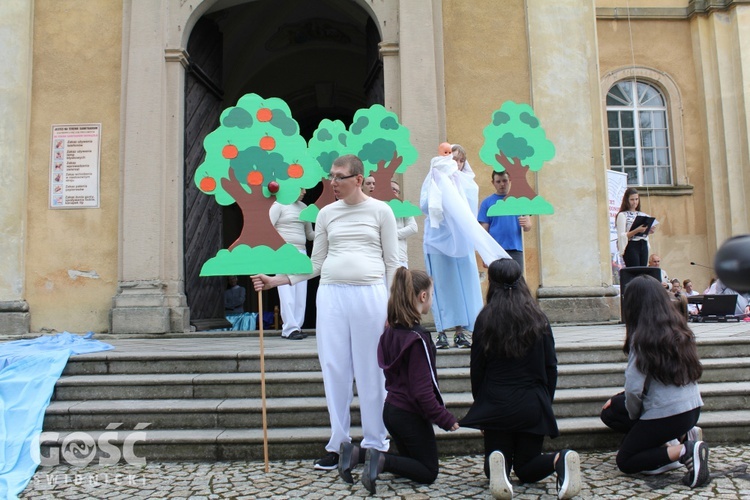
[{"xmin": 606, "ymin": 80, "xmax": 672, "ymax": 185}]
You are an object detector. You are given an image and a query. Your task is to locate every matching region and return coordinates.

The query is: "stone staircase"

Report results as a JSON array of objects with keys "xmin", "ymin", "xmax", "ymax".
[{"xmin": 41, "ymin": 334, "xmax": 750, "ymax": 462}]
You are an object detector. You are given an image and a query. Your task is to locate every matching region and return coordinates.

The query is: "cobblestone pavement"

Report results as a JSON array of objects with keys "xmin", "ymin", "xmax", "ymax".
[{"xmin": 21, "ymin": 444, "xmax": 750, "ymax": 499}]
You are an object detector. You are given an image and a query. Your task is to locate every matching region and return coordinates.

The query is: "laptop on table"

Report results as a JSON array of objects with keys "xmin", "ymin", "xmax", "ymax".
[{"xmin": 698, "ymin": 294, "xmax": 739, "ymax": 321}]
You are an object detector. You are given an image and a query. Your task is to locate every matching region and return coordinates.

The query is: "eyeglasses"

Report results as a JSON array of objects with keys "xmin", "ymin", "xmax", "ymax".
[{"xmin": 327, "ymin": 173, "xmax": 358, "ymax": 182}]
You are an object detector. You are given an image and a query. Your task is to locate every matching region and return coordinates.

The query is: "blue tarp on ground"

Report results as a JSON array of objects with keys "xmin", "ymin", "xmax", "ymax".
[{"xmin": 0, "ymin": 332, "xmax": 113, "ymax": 500}]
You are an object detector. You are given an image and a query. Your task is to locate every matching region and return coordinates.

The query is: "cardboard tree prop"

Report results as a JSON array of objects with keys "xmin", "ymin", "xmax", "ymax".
[
  {"xmin": 479, "ymin": 101, "xmax": 556, "ymax": 216},
  {"xmin": 195, "ymin": 93, "xmax": 324, "ymax": 276},
  {"xmin": 194, "ymin": 93, "xmax": 327, "ymax": 472},
  {"xmin": 302, "ymin": 104, "xmax": 421, "ymax": 221}
]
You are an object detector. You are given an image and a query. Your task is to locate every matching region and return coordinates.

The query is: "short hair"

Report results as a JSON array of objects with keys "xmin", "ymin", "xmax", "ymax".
[
  {"xmin": 333, "ymin": 154, "xmax": 364, "ymax": 176},
  {"xmin": 683, "ymin": 279, "xmax": 692, "ymax": 288},
  {"xmin": 492, "ymin": 170, "xmax": 510, "ymax": 181}
]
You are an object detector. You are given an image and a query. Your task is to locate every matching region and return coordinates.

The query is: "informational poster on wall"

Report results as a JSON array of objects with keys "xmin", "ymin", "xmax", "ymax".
[
  {"xmin": 49, "ymin": 123, "xmax": 101, "ymax": 209},
  {"xmin": 607, "ymin": 169, "xmax": 628, "ymax": 286}
]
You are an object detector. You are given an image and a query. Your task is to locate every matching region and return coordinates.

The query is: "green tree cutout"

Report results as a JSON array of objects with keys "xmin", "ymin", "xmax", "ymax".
[
  {"xmin": 302, "ymin": 104, "xmax": 420, "ymax": 222},
  {"xmin": 479, "ymin": 101, "xmax": 556, "ymax": 215},
  {"xmin": 195, "ymin": 93, "xmax": 324, "ymax": 276}
]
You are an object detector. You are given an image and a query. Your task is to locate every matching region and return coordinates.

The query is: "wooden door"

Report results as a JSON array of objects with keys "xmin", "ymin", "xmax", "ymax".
[{"xmin": 184, "ymin": 17, "xmax": 225, "ymax": 320}]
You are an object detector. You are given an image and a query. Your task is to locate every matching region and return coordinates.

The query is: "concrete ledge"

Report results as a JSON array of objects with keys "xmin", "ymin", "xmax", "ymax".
[
  {"xmin": 537, "ymin": 286, "xmax": 620, "ymax": 323},
  {"xmin": 0, "ymin": 300, "xmax": 30, "ymax": 335}
]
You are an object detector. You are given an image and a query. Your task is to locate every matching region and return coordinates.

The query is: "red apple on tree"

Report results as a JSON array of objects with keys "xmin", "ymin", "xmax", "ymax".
[{"xmin": 268, "ymin": 181, "xmax": 280, "ymax": 194}]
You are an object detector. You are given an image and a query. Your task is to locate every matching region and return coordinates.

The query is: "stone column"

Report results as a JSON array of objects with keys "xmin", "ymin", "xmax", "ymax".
[
  {"xmin": 691, "ymin": 6, "xmax": 750, "ymax": 252},
  {"xmin": 111, "ymin": 1, "xmax": 189, "ymax": 333},
  {"xmin": 526, "ymin": 0, "xmax": 619, "ymax": 322},
  {"xmin": 397, "ymin": 0, "xmax": 445, "ymax": 270},
  {"xmin": 0, "ymin": 1, "xmax": 33, "ymax": 334}
]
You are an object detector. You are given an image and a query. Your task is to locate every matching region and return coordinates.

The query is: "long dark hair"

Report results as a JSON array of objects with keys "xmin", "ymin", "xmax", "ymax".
[
  {"xmin": 476, "ymin": 259, "xmax": 549, "ymax": 358},
  {"xmin": 622, "ymin": 275, "xmax": 702, "ymax": 385},
  {"xmin": 617, "ymin": 187, "xmax": 641, "ymax": 217},
  {"xmin": 388, "ymin": 267, "xmax": 432, "ymax": 327}
]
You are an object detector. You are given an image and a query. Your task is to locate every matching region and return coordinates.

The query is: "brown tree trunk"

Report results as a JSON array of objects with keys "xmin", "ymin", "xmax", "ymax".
[
  {"xmin": 495, "ymin": 152, "xmax": 537, "ymax": 199},
  {"xmin": 370, "ymin": 150, "xmax": 403, "ymax": 202},
  {"xmin": 222, "ymin": 171, "xmax": 285, "ymax": 250},
  {"xmin": 313, "ymin": 179, "xmax": 336, "ymax": 210}
]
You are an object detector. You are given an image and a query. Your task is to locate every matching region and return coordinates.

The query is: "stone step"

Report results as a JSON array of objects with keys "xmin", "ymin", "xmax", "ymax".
[
  {"xmin": 60, "ymin": 337, "xmax": 750, "ymax": 376},
  {"xmin": 39, "ymin": 409, "xmax": 750, "ymax": 463},
  {"xmin": 53, "ymin": 357, "xmax": 750, "ymax": 401},
  {"xmin": 45, "ymin": 381, "xmax": 750, "ymax": 431}
]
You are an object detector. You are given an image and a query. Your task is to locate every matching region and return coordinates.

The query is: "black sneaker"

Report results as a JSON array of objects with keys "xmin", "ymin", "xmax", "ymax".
[
  {"xmin": 555, "ymin": 449, "xmax": 581, "ymax": 499},
  {"xmin": 435, "ymin": 332, "xmax": 449, "ymax": 349},
  {"xmin": 285, "ymin": 330, "xmax": 305, "ymax": 340},
  {"xmin": 680, "ymin": 440, "xmax": 709, "ymax": 488},
  {"xmin": 454, "ymin": 331, "xmax": 471, "ymax": 348},
  {"xmin": 313, "ymin": 451, "xmax": 339, "ymax": 470}
]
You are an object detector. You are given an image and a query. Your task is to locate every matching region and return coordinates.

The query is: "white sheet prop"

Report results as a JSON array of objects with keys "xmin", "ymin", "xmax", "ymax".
[{"xmin": 420, "ymin": 155, "xmax": 509, "ymax": 265}]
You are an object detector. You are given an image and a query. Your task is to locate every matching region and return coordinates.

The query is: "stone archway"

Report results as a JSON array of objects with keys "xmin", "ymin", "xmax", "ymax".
[
  {"xmin": 183, "ymin": 0, "xmax": 384, "ymax": 323},
  {"xmin": 113, "ymin": 0, "xmax": 444, "ymax": 333}
]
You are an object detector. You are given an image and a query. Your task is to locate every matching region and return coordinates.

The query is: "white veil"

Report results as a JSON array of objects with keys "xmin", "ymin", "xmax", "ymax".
[{"xmin": 420, "ymin": 153, "xmax": 509, "ymax": 265}]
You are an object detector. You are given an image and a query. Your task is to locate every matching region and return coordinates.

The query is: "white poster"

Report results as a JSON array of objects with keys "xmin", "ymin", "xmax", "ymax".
[
  {"xmin": 607, "ymin": 169, "xmax": 628, "ymax": 284},
  {"xmin": 49, "ymin": 124, "xmax": 101, "ymax": 209}
]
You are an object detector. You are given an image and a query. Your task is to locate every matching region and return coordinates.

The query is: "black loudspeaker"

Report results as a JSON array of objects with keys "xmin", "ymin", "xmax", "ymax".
[{"xmin": 619, "ymin": 266, "xmax": 663, "ymax": 321}]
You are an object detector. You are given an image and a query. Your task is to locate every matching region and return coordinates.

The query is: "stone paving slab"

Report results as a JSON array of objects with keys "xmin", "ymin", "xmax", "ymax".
[{"xmin": 20, "ymin": 445, "xmax": 750, "ymax": 499}]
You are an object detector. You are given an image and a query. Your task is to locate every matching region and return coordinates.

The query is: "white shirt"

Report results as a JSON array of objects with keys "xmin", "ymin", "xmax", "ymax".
[
  {"xmin": 289, "ymin": 197, "xmax": 400, "ymax": 288},
  {"xmin": 269, "ymin": 201, "xmax": 314, "ymax": 251},
  {"xmin": 395, "ymin": 216, "xmax": 418, "ymax": 264}
]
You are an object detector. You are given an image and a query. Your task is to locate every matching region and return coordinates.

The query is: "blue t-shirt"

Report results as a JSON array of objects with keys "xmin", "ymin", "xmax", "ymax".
[{"xmin": 477, "ymin": 193, "xmax": 523, "ymax": 251}]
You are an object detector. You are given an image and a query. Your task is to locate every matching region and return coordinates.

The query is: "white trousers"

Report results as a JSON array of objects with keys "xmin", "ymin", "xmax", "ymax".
[
  {"xmin": 278, "ymin": 280, "xmax": 307, "ymax": 337},
  {"xmin": 316, "ymin": 283, "xmax": 389, "ymax": 453}
]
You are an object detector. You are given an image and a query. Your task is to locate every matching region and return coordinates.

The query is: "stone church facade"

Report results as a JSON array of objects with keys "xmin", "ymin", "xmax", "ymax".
[{"xmin": 1, "ymin": 0, "xmax": 748, "ymax": 335}]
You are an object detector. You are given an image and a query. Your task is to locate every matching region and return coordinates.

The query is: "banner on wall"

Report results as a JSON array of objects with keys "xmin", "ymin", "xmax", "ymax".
[
  {"xmin": 49, "ymin": 124, "xmax": 101, "ymax": 209},
  {"xmin": 607, "ymin": 169, "xmax": 628, "ymax": 284}
]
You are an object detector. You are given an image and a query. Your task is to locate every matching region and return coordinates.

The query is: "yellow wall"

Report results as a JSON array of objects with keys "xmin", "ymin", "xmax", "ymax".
[
  {"xmin": 442, "ymin": 0, "xmax": 541, "ymax": 292},
  {"xmin": 597, "ymin": 17, "xmax": 713, "ymax": 288},
  {"xmin": 26, "ymin": 0, "xmax": 123, "ymax": 332}
]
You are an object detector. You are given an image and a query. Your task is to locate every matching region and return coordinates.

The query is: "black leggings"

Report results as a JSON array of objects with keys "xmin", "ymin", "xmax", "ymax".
[
  {"xmin": 483, "ymin": 430, "xmax": 556, "ymax": 484},
  {"xmin": 382, "ymin": 402, "xmax": 440, "ymax": 484},
  {"xmin": 616, "ymin": 407, "xmax": 700, "ymax": 474},
  {"xmin": 623, "ymin": 239, "xmax": 648, "ymax": 267}
]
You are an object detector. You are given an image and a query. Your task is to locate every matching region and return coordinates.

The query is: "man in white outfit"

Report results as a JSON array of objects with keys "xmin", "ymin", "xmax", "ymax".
[
  {"xmin": 253, "ymin": 154, "xmax": 399, "ymax": 471},
  {"xmin": 269, "ymin": 189, "xmax": 315, "ymax": 340}
]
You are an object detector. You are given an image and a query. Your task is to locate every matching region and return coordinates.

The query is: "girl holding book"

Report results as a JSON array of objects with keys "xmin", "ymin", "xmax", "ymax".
[{"xmin": 616, "ymin": 187, "xmax": 657, "ymax": 267}]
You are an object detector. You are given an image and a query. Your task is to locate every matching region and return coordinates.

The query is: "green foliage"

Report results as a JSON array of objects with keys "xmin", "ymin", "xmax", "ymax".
[
  {"xmin": 348, "ymin": 105, "xmax": 418, "ymax": 176},
  {"xmin": 200, "ymin": 243, "xmax": 313, "ymax": 276},
  {"xmin": 486, "ymin": 196, "xmax": 555, "ymax": 216},
  {"xmin": 308, "ymin": 119, "xmax": 349, "ymax": 174},
  {"xmin": 387, "ymin": 198, "xmax": 423, "ymax": 218},
  {"xmin": 195, "ymin": 93, "xmax": 325, "ymax": 206},
  {"xmin": 480, "ymin": 101, "xmax": 555, "ymax": 172},
  {"xmin": 308, "ymin": 104, "xmax": 418, "ymax": 177}
]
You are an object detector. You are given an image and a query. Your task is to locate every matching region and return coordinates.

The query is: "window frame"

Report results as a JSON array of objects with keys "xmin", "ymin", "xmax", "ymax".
[{"xmin": 601, "ymin": 67, "xmax": 689, "ymax": 190}]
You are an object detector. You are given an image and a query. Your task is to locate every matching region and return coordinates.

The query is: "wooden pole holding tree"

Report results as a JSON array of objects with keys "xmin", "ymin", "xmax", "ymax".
[{"xmin": 258, "ymin": 290, "xmax": 269, "ymax": 473}]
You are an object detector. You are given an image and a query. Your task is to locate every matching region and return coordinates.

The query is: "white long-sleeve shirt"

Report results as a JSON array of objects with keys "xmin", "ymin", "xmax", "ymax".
[
  {"xmin": 395, "ymin": 216, "xmax": 418, "ymax": 264},
  {"xmin": 269, "ymin": 201, "xmax": 314, "ymax": 251},
  {"xmin": 289, "ymin": 197, "xmax": 400, "ymax": 288}
]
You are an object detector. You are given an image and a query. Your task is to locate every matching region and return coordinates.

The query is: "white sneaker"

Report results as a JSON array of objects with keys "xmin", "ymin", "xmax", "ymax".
[
  {"xmin": 555, "ymin": 450, "xmax": 581, "ymax": 500},
  {"xmin": 687, "ymin": 426, "xmax": 703, "ymax": 442},
  {"xmin": 489, "ymin": 451, "xmax": 513, "ymax": 499}
]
